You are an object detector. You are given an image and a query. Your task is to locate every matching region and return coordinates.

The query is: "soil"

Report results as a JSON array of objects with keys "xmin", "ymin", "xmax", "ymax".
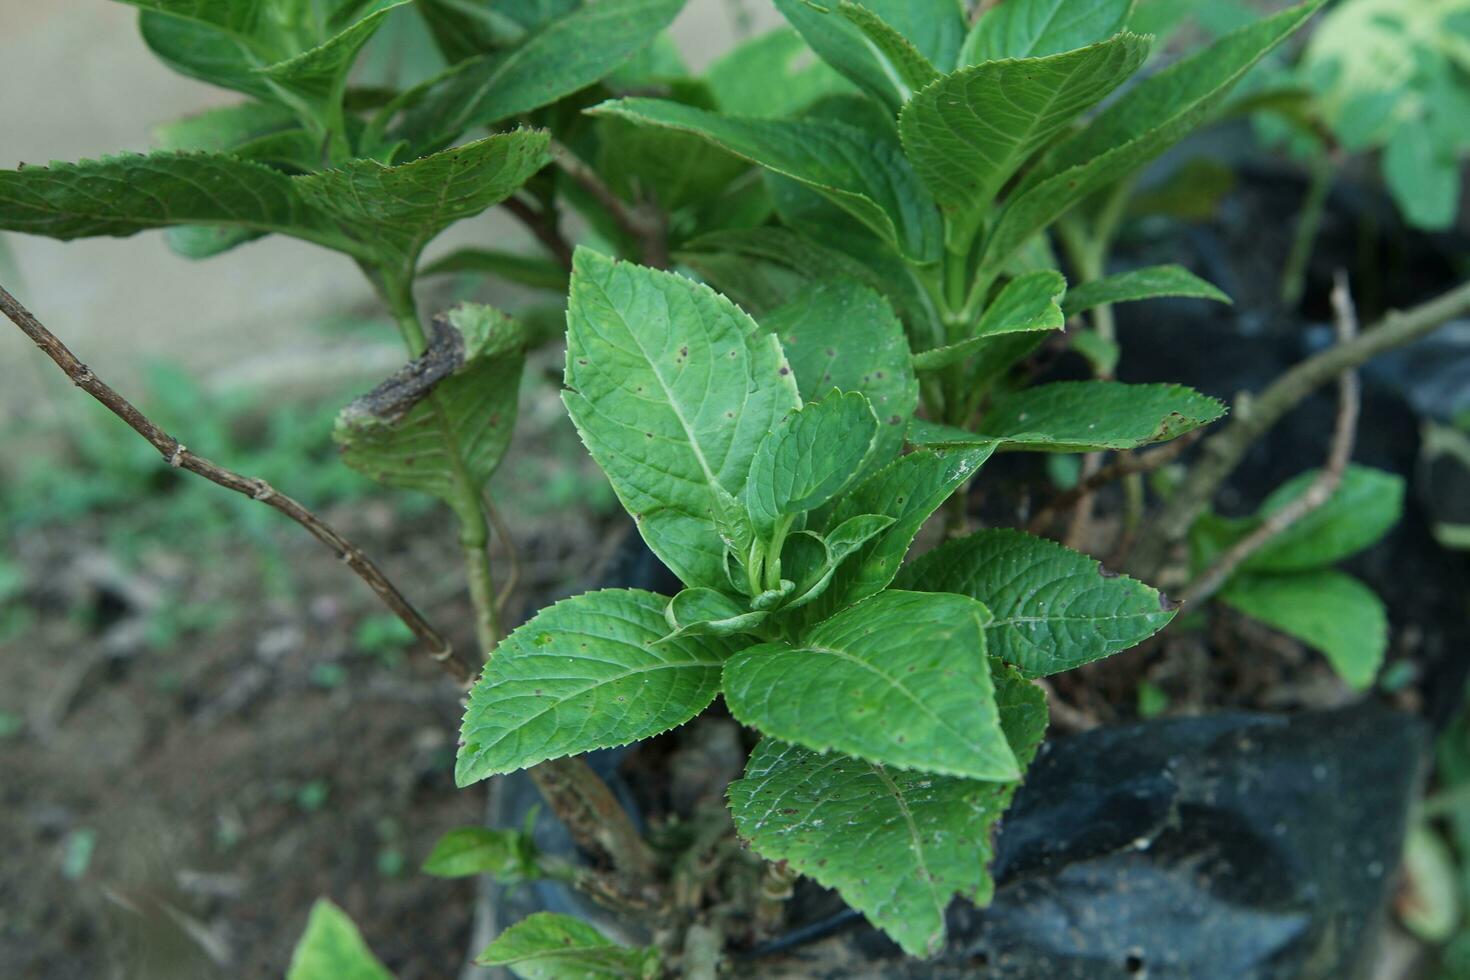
[{"xmin": 0, "ymin": 369, "xmax": 628, "ymax": 978}]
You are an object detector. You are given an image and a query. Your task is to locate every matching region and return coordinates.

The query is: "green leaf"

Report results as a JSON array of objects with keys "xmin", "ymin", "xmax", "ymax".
[
  {"xmin": 335, "ymin": 304, "xmax": 525, "ymax": 525},
  {"xmin": 400, "ymin": 0, "xmax": 686, "ymax": 147},
  {"xmin": 774, "ymin": 0, "xmax": 966, "ymax": 111},
  {"xmin": 592, "ymin": 98, "xmax": 943, "ymax": 263},
  {"xmin": 287, "ymin": 899, "xmax": 395, "ymax": 980},
  {"xmin": 678, "ymin": 227, "xmax": 895, "ymax": 318},
  {"xmin": 475, "ymin": 912, "xmax": 661, "ymax": 978},
  {"xmin": 662, "ymin": 587, "xmax": 767, "ymax": 639},
  {"xmin": 780, "ymin": 513, "xmax": 899, "ymax": 610},
  {"xmin": 704, "ymin": 28, "xmax": 854, "ymax": 118},
  {"xmin": 296, "ymin": 131, "xmax": 551, "ymax": 266},
  {"xmin": 0, "ymin": 152, "xmax": 350, "ymax": 252},
  {"xmin": 725, "ymin": 590, "xmax": 1019, "ymax": 780},
  {"xmin": 762, "ymin": 278, "xmax": 919, "ymax": 474},
  {"xmin": 596, "ymin": 110, "xmax": 751, "ymax": 214},
  {"xmin": 1219, "ymin": 570, "xmax": 1387, "ymax": 690},
  {"xmin": 117, "ymin": 0, "xmax": 268, "ymax": 38},
  {"xmin": 746, "ymin": 391, "xmax": 880, "ymax": 536},
  {"xmin": 1385, "ymin": 123, "xmax": 1460, "ymax": 231},
  {"xmin": 420, "ymin": 247, "xmax": 569, "ymax": 291},
  {"xmin": 1192, "ymin": 465, "xmax": 1405, "ymax": 573},
  {"xmin": 256, "ymin": 1, "xmax": 410, "ymax": 108},
  {"xmin": 562, "ymin": 249, "xmax": 801, "ymax": 590},
  {"xmin": 900, "ymin": 34, "xmax": 1149, "ymax": 240},
  {"xmin": 152, "ymin": 100, "xmax": 300, "ymax": 152},
  {"xmin": 897, "ymin": 528, "xmax": 1177, "ymax": 676},
  {"xmin": 728, "ymin": 664, "xmax": 1047, "ymax": 957},
  {"xmin": 149, "ymin": 101, "xmax": 306, "ymax": 259},
  {"xmin": 1062, "ymin": 264, "xmax": 1231, "ymax": 316},
  {"xmin": 960, "ymin": 0, "xmax": 1135, "ymax": 62},
  {"xmin": 978, "ymin": 381, "xmax": 1225, "ymax": 451},
  {"xmin": 912, "ymin": 269, "xmax": 1065, "ymax": 371},
  {"xmin": 985, "ymin": 0, "xmax": 1326, "ymax": 269},
  {"xmin": 137, "ymin": 11, "xmax": 274, "ymax": 98},
  {"xmin": 838, "ymin": 2, "xmax": 940, "ymax": 95},
  {"xmin": 796, "ymin": 445, "xmax": 996, "ymax": 623},
  {"xmin": 422, "ymin": 827, "xmax": 536, "ymax": 881},
  {"xmin": 457, "ymin": 589, "xmax": 736, "ymax": 785}
]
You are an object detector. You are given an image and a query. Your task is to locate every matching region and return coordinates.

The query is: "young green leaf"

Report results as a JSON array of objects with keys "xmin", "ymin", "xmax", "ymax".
[
  {"xmin": 837, "ymin": 2, "xmax": 940, "ymax": 95},
  {"xmin": 152, "ymin": 100, "xmax": 300, "ymax": 153},
  {"xmin": 0, "ymin": 152, "xmax": 351, "ymax": 253},
  {"xmin": 563, "ymin": 249, "xmax": 801, "ymax": 589},
  {"xmin": 295, "ymin": 131, "xmax": 552, "ymax": 266},
  {"xmin": 422, "ymin": 827, "xmax": 537, "ymax": 881},
  {"xmin": 746, "ymin": 391, "xmax": 880, "ymax": 536},
  {"xmin": 795, "ymin": 444, "xmax": 997, "ymax": 623},
  {"xmin": 1191, "ymin": 465, "xmax": 1405, "ymax": 573},
  {"xmin": 287, "ymin": 899, "xmax": 395, "ymax": 980},
  {"xmin": 1219, "ymin": 570, "xmax": 1387, "ymax": 690},
  {"xmin": 335, "ymin": 305, "xmax": 525, "ymax": 526},
  {"xmin": 661, "ymin": 587, "xmax": 767, "ymax": 640},
  {"xmin": 728, "ymin": 664, "xmax": 1047, "ymax": 957},
  {"xmin": 978, "ymin": 381, "xmax": 1225, "ymax": 452},
  {"xmin": 784, "ymin": 514, "xmax": 899, "ymax": 609},
  {"xmin": 590, "ymin": 98, "xmax": 943, "ymax": 263},
  {"xmin": 1062, "ymin": 264, "xmax": 1231, "ymax": 317},
  {"xmin": 476, "ymin": 912, "xmax": 661, "ymax": 977},
  {"xmin": 116, "ymin": 0, "xmax": 268, "ymax": 39},
  {"xmin": 457, "ymin": 589, "xmax": 737, "ymax": 785},
  {"xmin": 725, "ymin": 591, "xmax": 1020, "ymax": 780},
  {"xmin": 900, "ymin": 34, "xmax": 1149, "ymax": 240},
  {"xmin": 255, "ymin": 1, "xmax": 410, "ymax": 108},
  {"xmin": 960, "ymin": 0, "xmax": 1135, "ymax": 62},
  {"xmin": 985, "ymin": 0, "xmax": 1326, "ymax": 269},
  {"xmin": 399, "ymin": 0, "xmax": 686, "ymax": 148},
  {"xmin": 912, "ymin": 269, "xmax": 1066, "ymax": 371},
  {"xmin": 763, "ymin": 279, "xmax": 919, "ymax": 472},
  {"xmin": 897, "ymin": 528, "xmax": 1177, "ymax": 676},
  {"xmin": 774, "ymin": 0, "xmax": 965, "ymax": 111},
  {"xmin": 705, "ymin": 27, "xmax": 855, "ymax": 118},
  {"xmin": 135, "ymin": 9, "xmax": 275, "ymax": 98}
]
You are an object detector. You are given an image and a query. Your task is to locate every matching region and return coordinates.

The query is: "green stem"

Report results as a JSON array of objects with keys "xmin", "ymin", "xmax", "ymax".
[
  {"xmin": 1280, "ymin": 152, "xmax": 1333, "ymax": 309},
  {"xmin": 377, "ymin": 268, "xmax": 502, "ymax": 653},
  {"xmin": 762, "ymin": 515, "xmax": 796, "ymax": 593}
]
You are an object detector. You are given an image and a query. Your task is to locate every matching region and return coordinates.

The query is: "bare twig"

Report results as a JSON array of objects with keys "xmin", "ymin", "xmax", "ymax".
[
  {"xmin": 501, "ymin": 194, "xmax": 574, "ymax": 270},
  {"xmin": 1179, "ymin": 272, "xmax": 1362, "ymax": 605},
  {"xmin": 1128, "ymin": 276, "xmax": 1470, "ymax": 578},
  {"xmin": 551, "ymin": 140, "xmax": 669, "ymax": 268},
  {"xmin": 1030, "ymin": 429, "xmax": 1206, "ymax": 535},
  {"xmin": 0, "ymin": 284, "xmax": 476, "ymax": 687}
]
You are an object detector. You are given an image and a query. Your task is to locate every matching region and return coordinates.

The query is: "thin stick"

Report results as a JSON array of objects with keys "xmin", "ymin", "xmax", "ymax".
[
  {"xmin": 551, "ymin": 140, "xmax": 668, "ymax": 268},
  {"xmin": 501, "ymin": 194, "xmax": 574, "ymax": 270},
  {"xmin": 1029, "ymin": 429, "xmax": 1205, "ymax": 535},
  {"xmin": 1128, "ymin": 276, "xmax": 1470, "ymax": 578},
  {"xmin": 1179, "ymin": 272, "xmax": 1362, "ymax": 605},
  {"xmin": 0, "ymin": 284, "xmax": 476, "ymax": 687}
]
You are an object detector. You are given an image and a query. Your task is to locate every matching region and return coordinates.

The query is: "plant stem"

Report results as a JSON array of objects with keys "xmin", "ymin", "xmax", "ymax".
[
  {"xmin": 1280, "ymin": 152, "xmax": 1333, "ymax": 309},
  {"xmin": 378, "ymin": 270, "xmax": 502, "ymax": 653},
  {"xmin": 529, "ymin": 757, "xmax": 658, "ymax": 883},
  {"xmin": 1129, "ymin": 277, "xmax": 1470, "ymax": 578}
]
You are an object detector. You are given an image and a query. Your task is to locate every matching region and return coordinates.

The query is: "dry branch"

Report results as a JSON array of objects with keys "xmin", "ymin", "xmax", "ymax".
[
  {"xmin": 0, "ymin": 284, "xmax": 477, "ymax": 686},
  {"xmin": 1179, "ymin": 272, "xmax": 1362, "ymax": 605}
]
